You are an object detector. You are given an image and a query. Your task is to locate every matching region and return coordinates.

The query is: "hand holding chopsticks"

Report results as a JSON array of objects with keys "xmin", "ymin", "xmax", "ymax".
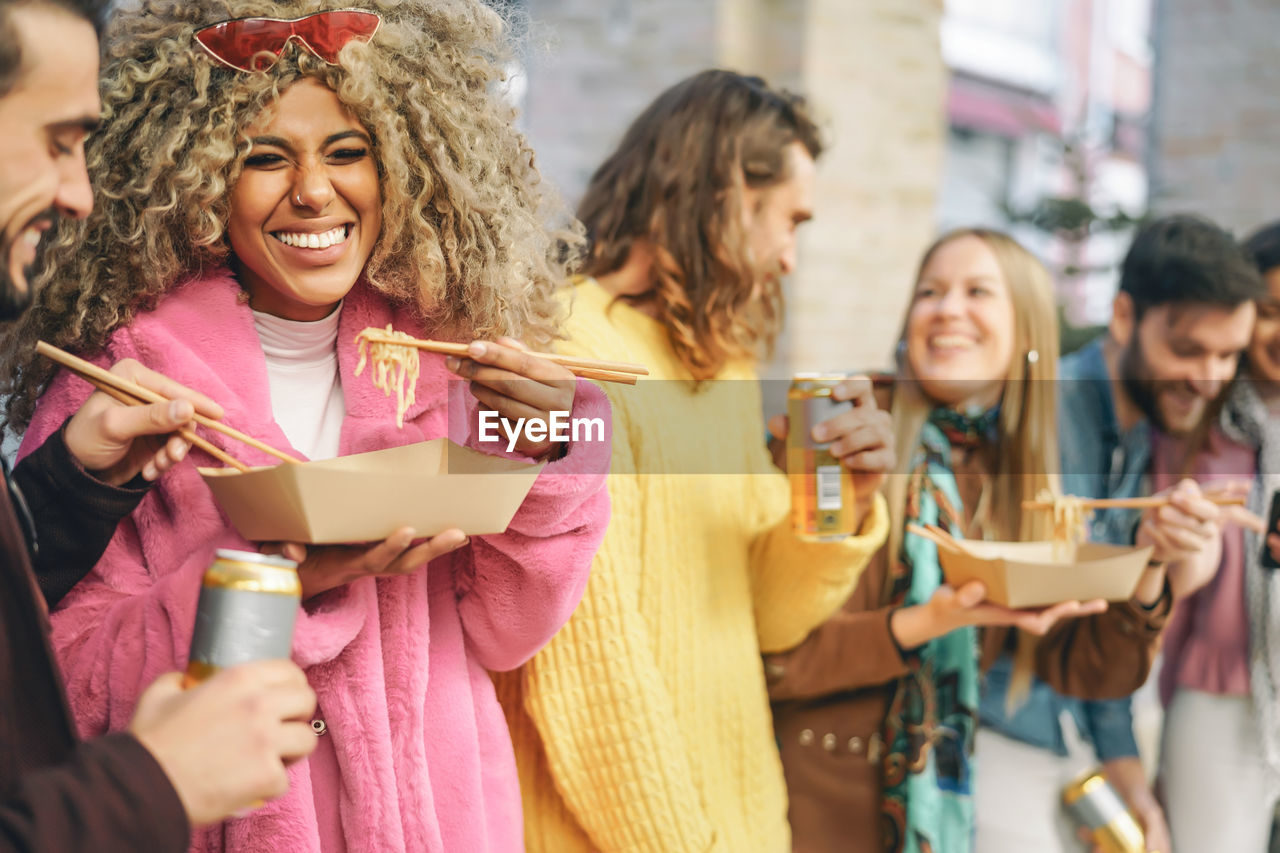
[
  {"xmin": 358, "ymin": 328, "xmax": 648, "ymax": 385},
  {"xmin": 1021, "ymin": 481, "xmax": 1261, "ymax": 604},
  {"xmin": 443, "ymin": 336, "xmax": 598, "ymax": 460},
  {"xmin": 37, "ymin": 341, "xmax": 302, "ymax": 475}
]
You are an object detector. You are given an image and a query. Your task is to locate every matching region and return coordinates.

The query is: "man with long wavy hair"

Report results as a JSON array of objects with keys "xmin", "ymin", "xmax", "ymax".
[
  {"xmin": 494, "ymin": 69, "xmax": 896, "ymax": 851},
  {"xmin": 0, "ymin": 1, "xmax": 318, "ymax": 849}
]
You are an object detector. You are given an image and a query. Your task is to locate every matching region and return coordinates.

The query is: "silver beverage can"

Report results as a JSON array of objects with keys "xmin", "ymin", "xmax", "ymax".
[
  {"xmin": 1062, "ymin": 769, "xmax": 1148, "ymax": 853},
  {"xmin": 184, "ymin": 549, "xmax": 301, "ymax": 686}
]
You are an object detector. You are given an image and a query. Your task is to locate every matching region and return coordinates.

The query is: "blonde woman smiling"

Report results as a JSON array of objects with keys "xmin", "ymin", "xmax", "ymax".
[{"xmin": 767, "ymin": 229, "xmax": 1225, "ymax": 853}]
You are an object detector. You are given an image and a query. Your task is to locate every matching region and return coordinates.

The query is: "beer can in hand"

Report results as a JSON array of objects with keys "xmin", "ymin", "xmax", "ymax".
[
  {"xmin": 787, "ymin": 373, "xmax": 857, "ymax": 541},
  {"xmin": 184, "ymin": 549, "xmax": 302, "ymax": 687},
  {"xmin": 1062, "ymin": 770, "xmax": 1148, "ymax": 853}
]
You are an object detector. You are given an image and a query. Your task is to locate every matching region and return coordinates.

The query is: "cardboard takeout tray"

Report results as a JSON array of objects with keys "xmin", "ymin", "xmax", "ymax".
[
  {"xmin": 936, "ymin": 540, "xmax": 1154, "ymax": 609},
  {"xmin": 199, "ymin": 439, "xmax": 545, "ymax": 544}
]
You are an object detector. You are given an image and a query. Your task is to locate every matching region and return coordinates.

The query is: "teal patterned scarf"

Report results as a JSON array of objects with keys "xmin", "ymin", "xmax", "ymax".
[{"xmin": 879, "ymin": 408, "xmax": 990, "ymax": 853}]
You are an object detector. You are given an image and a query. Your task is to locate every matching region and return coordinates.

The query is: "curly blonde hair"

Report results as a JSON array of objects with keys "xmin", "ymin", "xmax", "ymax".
[{"xmin": 2, "ymin": 0, "xmax": 581, "ymax": 431}]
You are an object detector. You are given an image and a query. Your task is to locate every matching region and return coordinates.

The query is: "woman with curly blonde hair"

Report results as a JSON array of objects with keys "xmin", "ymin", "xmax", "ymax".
[{"xmin": 2, "ymin": 2, "xmax": 611, "ymax": 851}]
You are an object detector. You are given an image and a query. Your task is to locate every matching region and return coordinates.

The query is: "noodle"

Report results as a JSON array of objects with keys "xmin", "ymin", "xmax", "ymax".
[
  {"xmin": 355, "ymin": 325, "xmax": 420, "ymax": 429},
  {"xmin": 1037, "ymin": 489, "xmax": 1090, "ymax": 559}
]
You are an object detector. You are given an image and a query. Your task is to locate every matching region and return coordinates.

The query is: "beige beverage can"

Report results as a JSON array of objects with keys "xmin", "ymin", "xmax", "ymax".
[{"xmin": 787, "ymin": 373, "xmax": 856, "ymax": 541}]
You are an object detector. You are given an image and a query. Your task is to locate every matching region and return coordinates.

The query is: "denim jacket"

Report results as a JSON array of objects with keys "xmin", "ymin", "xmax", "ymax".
[{"xmin": 978, "ymin": 336, "xmax": 1150, "ymax": 760}]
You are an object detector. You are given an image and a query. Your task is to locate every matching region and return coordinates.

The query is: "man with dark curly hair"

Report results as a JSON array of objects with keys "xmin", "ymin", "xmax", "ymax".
[
  {"xmin": 975, "ymin": 214, "xmax": 1265, "ymax": 853},
  {"xmin": 0, "ymin": 2, "xmax": 319, "ymax": 850}
]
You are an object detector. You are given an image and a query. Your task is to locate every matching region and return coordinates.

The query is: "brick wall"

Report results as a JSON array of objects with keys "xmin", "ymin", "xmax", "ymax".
[
  {"xmin": 787, "ymin": 0, "xmax": 946, "ymax": 381},
  {"xmin": 522, "ymin": 0, "xmax": 719, "ymax": 204},
  {"xmin": 1149, "ymin": 0, "xmax": 1280, "ymax": 233},
  {"xmin": 521, "ymin": 0, "xmax": 947, "ymax": 394}
]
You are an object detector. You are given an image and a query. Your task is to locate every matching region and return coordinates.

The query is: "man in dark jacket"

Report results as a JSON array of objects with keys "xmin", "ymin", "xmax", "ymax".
[{"xmin": 0, "ymin": 2, "xmax": 318, "ymax": 850}]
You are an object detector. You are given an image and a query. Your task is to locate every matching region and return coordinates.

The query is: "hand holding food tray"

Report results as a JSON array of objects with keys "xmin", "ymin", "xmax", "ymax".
[
  {"xmin": 36, "ymin": 340, "xmax": 547, "ymax": 545},
  {"xmin": 909, "ymin": 489, "xmax": 1246, "ymax": 609},
  {"xmin": 907, "ymin": 521, "xmax": 1152, "ymax": 609},
  {"xmin": 934, "ymin": 537, "xmax": 1154, "ymax": 610},
  {"xmin": 199, "ymin": 440, "xmax": 546, "ymax": 544}
]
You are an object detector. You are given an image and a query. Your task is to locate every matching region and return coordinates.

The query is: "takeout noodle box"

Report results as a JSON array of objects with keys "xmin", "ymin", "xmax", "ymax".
[
  {"xmin": 199, "ymin": 439, "xmax": 545, "ymax": 544},
  {"xmin": 936, "ymin": 540, "xmax": 1154, "ymax": 609}
]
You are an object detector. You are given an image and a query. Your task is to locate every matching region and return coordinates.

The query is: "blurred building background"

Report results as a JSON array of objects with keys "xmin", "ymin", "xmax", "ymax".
[
  {"xmin": 936, "ymin": 0, "xmax": 1151, "ymax": 331},
  {"xmin": 501, "ymin": 0, "xmax": 1280, "ymax": 798},
  {"xmin": 1148, "ymin": 0, "xmax": 1280, "ymax": 234},
  {"xmin": 505, "ymin": 0, "xmax": 1280, "ymax": 376},
  {"xmin": 511, "ymin": 0, "xmax": 948, "ymax": 385}
]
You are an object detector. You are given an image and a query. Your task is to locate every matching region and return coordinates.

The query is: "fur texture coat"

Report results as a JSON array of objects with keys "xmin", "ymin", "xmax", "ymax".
[{"xmin": 20, "ymin": 269, "xmax": 610, "ymax": 852}]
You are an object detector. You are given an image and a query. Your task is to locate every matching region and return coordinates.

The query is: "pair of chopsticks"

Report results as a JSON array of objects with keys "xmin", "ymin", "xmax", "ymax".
[
  {"xmin": 1022, "ymin": 495, "xmax": 1247, "ymax": 511},
  {"xmin": 906, "ymin": 522, "xmax": 977, "ymax": 556},
  {"xmin": 36, "ymin": 341, "xmax": 302, "ymax": 473},
  {"xmin": 358, "ymin": 330, "xmax": 648, "ymax": 386}
]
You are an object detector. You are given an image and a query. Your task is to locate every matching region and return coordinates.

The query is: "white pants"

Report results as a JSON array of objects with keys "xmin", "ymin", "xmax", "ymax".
[
  {"xmin": 973, "ymin": 727, "xmax": 1084, "ymax": 853},
  {"xmin": 1160, "ymin": 689, "xmax": 1280, "ymax": 853}
]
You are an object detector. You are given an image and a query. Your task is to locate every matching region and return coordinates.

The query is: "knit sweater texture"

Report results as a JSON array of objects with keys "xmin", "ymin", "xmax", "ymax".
[{"xmin": 494, "ymin": 279, "xmax": 889, "ymax": 853}]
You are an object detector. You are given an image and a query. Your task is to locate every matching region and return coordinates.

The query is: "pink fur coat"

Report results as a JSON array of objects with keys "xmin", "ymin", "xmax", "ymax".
[{"xmin": 20, "ymin": 269, "xmax": 610, "ymax": 852}]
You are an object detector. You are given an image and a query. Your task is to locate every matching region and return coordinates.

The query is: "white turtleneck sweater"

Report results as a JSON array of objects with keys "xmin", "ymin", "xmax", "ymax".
[{"xmin": 252, "ymin": 305, "xmax": 345, "ymax": 461}]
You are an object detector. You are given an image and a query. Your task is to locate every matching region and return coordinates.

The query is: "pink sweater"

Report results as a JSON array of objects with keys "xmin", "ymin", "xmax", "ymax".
[
  {"xmin": 1152, "ymin": 428, "xmax": 1253, "ymax": 705},
  {"xmin": 20, "ymin": 270, "xmax": 610, "ymax": 853}
]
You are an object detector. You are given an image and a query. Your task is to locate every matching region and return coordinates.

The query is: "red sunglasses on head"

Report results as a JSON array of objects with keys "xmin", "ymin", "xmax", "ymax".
[{"xmin": 194, "ymin": 9, "xmax": 381, "ymax": 72}]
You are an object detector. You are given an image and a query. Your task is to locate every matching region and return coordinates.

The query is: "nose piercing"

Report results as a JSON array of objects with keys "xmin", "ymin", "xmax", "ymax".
[{"xmin": 294, "ymin": 192, "xmax": 303, "ymax": 206}]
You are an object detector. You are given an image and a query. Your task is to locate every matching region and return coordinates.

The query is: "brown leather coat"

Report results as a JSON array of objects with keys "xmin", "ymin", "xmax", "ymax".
[{"xmin": 765, "ymin": 440, "xmax": 1171, "ymax": 853}]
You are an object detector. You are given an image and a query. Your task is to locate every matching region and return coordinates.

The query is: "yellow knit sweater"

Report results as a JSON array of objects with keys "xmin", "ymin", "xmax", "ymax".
[{"xmin": 493, "ymin": 279, "xmax": 889, "ymax": 853}]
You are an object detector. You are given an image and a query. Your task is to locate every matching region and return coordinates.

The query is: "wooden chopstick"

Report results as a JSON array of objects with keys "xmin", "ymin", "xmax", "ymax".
[
  {"xmin": 569, "ymin": 367, "xmax": 638, "ymax": 385},
  {"xmin": 925, "ymin": 523, "xmax": 960, "ymax": 547},
  {"xmin": 1022, "ymin": 495, "xmax": 1247, "ymax": 511},
  {"xmin": 84, "ymin": 378, "xmax": 252, "ymax": 473},
  {"xmin": 906, "ymin": 522, "xmax": 964, "ymax": 554},
  {"xmin": 360, "ymin": 331, "xmax": 649, "ymax": 381},
  {"xmin": 36, "ymin": 341, "xmax": 302, "ymax": 465},
  {"xmin": 926, "ymin": 522, "xmax": 981, "ymax": 556}
]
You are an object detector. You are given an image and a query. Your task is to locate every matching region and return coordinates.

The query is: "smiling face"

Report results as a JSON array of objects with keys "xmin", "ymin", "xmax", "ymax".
[
  {"xmin": 905, "ymin": 234, "xmax": 1017, "ymax": 409},
  {"xmin": 228, "ymin": 78, "xmax": 381, "ymax": 320},
  {"xmin": 1116, "ymin": 297, "xmax": 1255, "ymax": 435},
  {"xmin": 0, "ymin": 5, "xmax": 100, "ymax": 317}
]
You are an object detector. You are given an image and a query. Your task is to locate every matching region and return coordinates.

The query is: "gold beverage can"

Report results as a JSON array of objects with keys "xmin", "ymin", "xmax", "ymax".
[
  {"xmin": 1062, "ymin": 770, "xmax": 1148, "ymax": 853},
  {"xmin": 184, "ymin": 549, "xmax": 302, "ymax": 687},
  {"xmin": 787, "ymin": 373, "xmax": 857, "ymax": 541}
]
